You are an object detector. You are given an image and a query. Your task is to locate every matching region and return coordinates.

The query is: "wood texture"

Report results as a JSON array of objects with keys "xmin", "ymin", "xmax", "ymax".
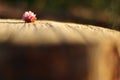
[
  {"xmin": 0, "ymin": 19, "xmax": 119, "ymax": 45},
  {"xmin": 0, "ymin": 19, "xmax": 119, "ymax": 80}
]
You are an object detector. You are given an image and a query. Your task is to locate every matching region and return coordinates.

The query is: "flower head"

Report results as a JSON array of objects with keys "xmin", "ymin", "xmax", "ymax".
[{"xmin": 23, "ymin": 11, "xmax": 37, "ymax": 23}]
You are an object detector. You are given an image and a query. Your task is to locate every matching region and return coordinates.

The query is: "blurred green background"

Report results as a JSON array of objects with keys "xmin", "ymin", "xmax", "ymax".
[{"xmin": 0, "ymin": 0, "xmax": 120, "ymax": 30}]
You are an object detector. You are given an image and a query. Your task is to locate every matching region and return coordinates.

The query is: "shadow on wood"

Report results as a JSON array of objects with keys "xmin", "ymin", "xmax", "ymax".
[{"xmin": 0, "ymin": 19, "xmax": 119, "ymax": 80}]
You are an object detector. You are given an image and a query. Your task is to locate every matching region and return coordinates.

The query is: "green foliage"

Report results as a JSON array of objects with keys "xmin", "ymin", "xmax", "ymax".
[
  {"xmin": 2, "ymin": 0, "xmax": 120, "ymax": 14},
  {"xmin": 1, "ymin": 0, "xmax": 120, "ymax": 30},
  {"xmin": 31, "ymin": 0, "xmax": 120, "ymax": 15}
]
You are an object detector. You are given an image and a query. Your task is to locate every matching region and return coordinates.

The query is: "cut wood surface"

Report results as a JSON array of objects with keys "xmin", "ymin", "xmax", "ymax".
[
  {"xmin": 0, "ymin": 19, "xmax": 120, "ymax": 46},
  {"xmin": 0, "ymin": 19, "xmax": 120, "ymax": 80}
]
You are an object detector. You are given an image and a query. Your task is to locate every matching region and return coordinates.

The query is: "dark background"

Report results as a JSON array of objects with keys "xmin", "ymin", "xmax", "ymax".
[{"xmin": 0, "ymin": 0, "xmax": 120, "ymax": 30}]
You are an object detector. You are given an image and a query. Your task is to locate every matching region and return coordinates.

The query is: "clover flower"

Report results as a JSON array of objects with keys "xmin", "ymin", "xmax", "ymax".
[{"xmin": 23, "ymin": 11, "xmax": 37, "ymax": 23}]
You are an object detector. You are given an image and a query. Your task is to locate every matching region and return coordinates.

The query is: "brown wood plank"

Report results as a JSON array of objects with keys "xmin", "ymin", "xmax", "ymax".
[
  {"xmin": 0, "ymin": 19, "xmax": 119, "ymax": 80},
  {"xmin": 0, "ymin": 19, "xmax": 119, "ymax": 46}
]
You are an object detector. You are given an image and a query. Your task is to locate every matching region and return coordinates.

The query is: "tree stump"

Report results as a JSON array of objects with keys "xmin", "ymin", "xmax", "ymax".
[{"xmin": 0, "ymin": 19, "xmax": 119, "ymax": 80}]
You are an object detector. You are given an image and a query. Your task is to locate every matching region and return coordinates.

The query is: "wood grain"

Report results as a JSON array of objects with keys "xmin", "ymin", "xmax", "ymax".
[
  {"xmin": 0, "ymin": 19, "xmax": 119, "ymax": 80},
  {"xmin": 0, "ymin": 19, "xmax": 119, "ymax": 46}
]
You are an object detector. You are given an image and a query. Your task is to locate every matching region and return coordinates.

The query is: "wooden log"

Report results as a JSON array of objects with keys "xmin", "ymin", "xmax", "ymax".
[{"xmin": 0, "ymin": 19, "xmax": 119, "ymax": 80}]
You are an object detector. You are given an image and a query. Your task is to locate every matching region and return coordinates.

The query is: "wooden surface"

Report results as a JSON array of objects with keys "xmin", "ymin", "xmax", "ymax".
[
  {"xmin": 0, "ymin": 19, "xmax": 120, "ymax": 80},
  {"xmin": 0, "ymin": 19, "xmax": 120, "ymax": 46}
]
